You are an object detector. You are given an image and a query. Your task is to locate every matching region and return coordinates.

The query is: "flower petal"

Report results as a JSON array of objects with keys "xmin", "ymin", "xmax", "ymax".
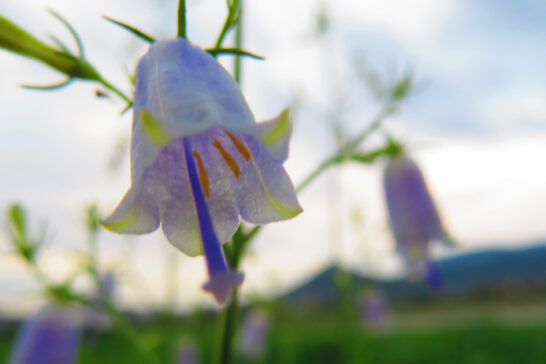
[
  {"xmin": 384, "ymin": 156, "xmax": 446, "ymax": 245},
  {"xmin": 144, "ymin": 139, "xmax": 201, "ymax": 256},
  {"xmin": 9, "ymin": 304, "xmax": 81, "ymax": 364},
  {"xmin": 186, "ymin": 132, "xmax": 240, "ymax": 241},
  {"xmin": 131, "ymin": 38, "xmax": 256, "ymax": 180},
  {"xmin": 149, "ymin": 138, "xmax": 239, "ymax": 255},
  {"xmin": 236, "ymin": 134, "xmax": 302, "ymax": 222},
  {"xmin": 255, "ymin": 108, "xmax": 291, "ymax": 161},
  {"xmin": 187, "ymin": 126, "xmax": 302, "ymax": 224},
  {"xmin": 101, "ymin": 185, "xmax": 159, "ymax": 234}
]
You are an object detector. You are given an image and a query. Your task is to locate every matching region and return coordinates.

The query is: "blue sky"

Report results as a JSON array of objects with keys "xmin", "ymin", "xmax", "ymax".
[{"xmin": 1, "ymin": 0, "xmax": 545, "ymax": 313}]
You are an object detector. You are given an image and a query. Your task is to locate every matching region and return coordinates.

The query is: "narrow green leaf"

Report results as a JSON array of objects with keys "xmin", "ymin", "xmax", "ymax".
[
  {"xmin": 86, "ymin": 204, "xmax": 99, "ymax": 236},
  {"xmin": 49, "ymin": 35, "xmax": 71, "ymax": 53},
  {"xmin": 120, "ymin": 101, "xmax": 133, "ymax": 115},
  {"xmin": 214, "ymin": 0, "xmax": 240, "ymax": 47},
  {"xmin": 392, "ymin": 74, "xmax": 413, "ymax": 101},
  {"xmin": 21, "ymin": 78, "xmax": 72, "ymax": 90},
  {"xmin": 48, "ymin": 9, "xmax": 84, "ymax": 57},
  {"xmin": 205, "ymin": 47, "xmax": 264, "ymax": 60},
  {"xmin": 103, "ymin": 16, "xmax": 155, "ymax": 43},
  {"xmin": 8, "ymin": 204, "xmax": 26, "ymax": 239}
]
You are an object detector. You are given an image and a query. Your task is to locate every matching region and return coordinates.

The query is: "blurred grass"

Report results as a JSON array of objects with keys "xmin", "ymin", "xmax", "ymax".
[
  {"xmin": 1, "ymin": 302, "xmax": 546, "ymax": 364},
  {"xmin": 265, "ymin": 318, "xmax": 546, "ymax": 364}
]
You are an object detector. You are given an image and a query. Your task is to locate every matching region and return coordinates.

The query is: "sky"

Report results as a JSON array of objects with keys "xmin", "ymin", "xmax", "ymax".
[{"xmin": 1, "ymin": 0, "xmax": 545, "ymax": 314}]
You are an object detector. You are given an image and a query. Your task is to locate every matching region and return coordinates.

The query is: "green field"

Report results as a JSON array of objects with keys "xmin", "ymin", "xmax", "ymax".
[{"xmin": 2, "ymin": 297, "xmax": 546, "ymax": 364}]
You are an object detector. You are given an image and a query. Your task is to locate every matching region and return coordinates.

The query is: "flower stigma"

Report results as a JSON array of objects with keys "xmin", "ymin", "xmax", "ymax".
[{"xmin": 183, "ymin": 137, "xmax": 244, "ymax": 304}]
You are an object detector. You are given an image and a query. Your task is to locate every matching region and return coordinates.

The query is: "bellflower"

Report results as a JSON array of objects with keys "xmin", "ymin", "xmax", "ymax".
[
  {"xmin": 85, "ymin": 272, "xmax": 117, "ymax": 330},
  {"xmin": 360, "ymin": 289, "xmax": 390, "ymax": 331},
  {"xmin": 9, "ymin": 304, "xmax": 81, "ymax": 364},
  {"xmin": 176, "ymin": 341, "xmax": 198, "ymax": 364},
  {"xmin": 102, "ymin": 38, "xmax": 302, "ymax": 303},
  {"xmin": 383, "ymin": 154, "xmax": 451, "ymax": 285},
  {"xmin": 239, "ymin": 311, "xmax": 269, "ymax": 358}
]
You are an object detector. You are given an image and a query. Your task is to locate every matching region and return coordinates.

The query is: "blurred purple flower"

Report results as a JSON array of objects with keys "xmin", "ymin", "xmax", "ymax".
[
  {"xmin": 85, "ymin": 272, "xmax": 117, "ymax": 330},
  {"xmin": 361, "ymin": 289, "xmax": 390, "ymax": 330},
  {"xmin": 9, "ymin": 304, "xmax": 81, "ymax": 364},
  {"xmin": 239, "ymin": 311, "xmax": 269, "ymax": 358},
  {"xmin": 176, "ymin": 341, "xmax": 198, "ymax": 364},
  {"xmin": 101, "ymin": 38, "xmax": 302, "ymax": 303},
  {"xmin": 383, "ymin": 155, "xmax": 452, "ymax": 285}
]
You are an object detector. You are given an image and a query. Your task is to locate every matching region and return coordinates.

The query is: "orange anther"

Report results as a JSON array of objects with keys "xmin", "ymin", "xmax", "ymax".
[
  {"xmin": 224, "ymin": 130, "xmax": 251, "ymax": 161},
  {"xmin": 212, "ymin": 139, "xmax": 240, "ymax": 178},
  {"xmin": 192, "ymin": 151, "xmax": 210, "ymax": 198}
]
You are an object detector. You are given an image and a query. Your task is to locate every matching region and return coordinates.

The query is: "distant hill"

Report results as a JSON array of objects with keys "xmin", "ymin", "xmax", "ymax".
[{"xmin": 281, "ymin": 243, "xmax": 546, "ymax": 306}]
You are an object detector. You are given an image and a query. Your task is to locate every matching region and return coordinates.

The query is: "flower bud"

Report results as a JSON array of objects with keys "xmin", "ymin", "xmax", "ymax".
[{"xmin": 0, "ymin": 15, "xmax": 100, "ymax": 80}]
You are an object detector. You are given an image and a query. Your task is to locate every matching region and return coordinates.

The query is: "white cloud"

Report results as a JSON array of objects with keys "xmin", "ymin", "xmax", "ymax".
[
  {"xmin": 332, "ymin": 0, "xmax": 456, "ymax": 49},
  {"xmin": 483, "ymin": 89, "xmax": 546, "ymax": 132}
]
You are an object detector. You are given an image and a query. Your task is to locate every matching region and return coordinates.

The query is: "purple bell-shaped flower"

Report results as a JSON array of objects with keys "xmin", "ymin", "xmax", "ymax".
[
  {"xmin": 101, "ymin": 38, "xmax": 302, "ymax": 303},
  {"xmin": 239, "ymin": 311, "xmax": 269, "ymax": 359},
  {"xmin": 9, "ymin": 304, "xmax": 81, "ymax": 364},
  {"xmin": 383, "ymin": 154, "xmax": 453, "ymax": 286}
]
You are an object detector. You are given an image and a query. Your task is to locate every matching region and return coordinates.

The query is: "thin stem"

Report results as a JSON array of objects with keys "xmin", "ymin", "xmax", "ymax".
[
  {"xmin": 216, "ymin": 289, "xmax": 239, "ymax": 364},
  {"xmin": 177, "ymin": 0, "xmax": 187, "ymax": 38},
  {"xmin": 99, "ymin": 78, "xmax": 132, "ymax": 104},
  {"xmin": 215, "ymin": 0, "xmax": 240, "ymax": 48},
  {"xmin": 27, "ymin": 262, "xmax": 51, "ymax": 287},
  {"xmin": 233, "ymin": 11, "xmax": 242, "ymax": 84},
  {"xmin": 217, "ymin": 5, "xmax": 243, "ymax": 363}
]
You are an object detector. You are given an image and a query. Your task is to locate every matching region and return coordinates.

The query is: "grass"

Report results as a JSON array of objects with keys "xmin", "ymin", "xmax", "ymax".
[{"xmin": 1, "ymin": 299, "xmax": 546, "ymax": 363}]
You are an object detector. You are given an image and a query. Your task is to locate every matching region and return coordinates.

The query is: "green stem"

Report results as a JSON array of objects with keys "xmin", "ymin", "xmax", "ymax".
[
  {"xmin": 99, "ymin": 77, "xmax": 131, "ymax": 104},
  {"xmin": 177, "ymin": 0, "xmax": 187, "ymax": 38},
  {"xmin": 216, "ymin": 289, "xmax": 239, "ymax": 364},
  {"xmin": 28, "ymin": 262, "xmax": 51, "ymax": 287},
  {"xmin": 214, "ymin": 0, "xmax": 240, "ymax": 48},
  {"xmin": 217, "ymin": 5, "xmax": 243, "ymax": 363},
  {"xmin": 233, "ymin": 14, "xmax": 242, "ymax": 84}
]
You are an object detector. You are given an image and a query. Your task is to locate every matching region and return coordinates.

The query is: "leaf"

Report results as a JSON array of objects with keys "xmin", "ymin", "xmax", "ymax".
[
  {"xmin": 391, "ymin": 74, "xmax": 413, "ymax": 101},
  {"xmin": 20, "ymin": 78, "xmax": 73, "ymax": 90},
  {"xmin": 86, "ymin": 204, "xmax": 99, "ymax": 235},
  {"xmin": 103, "ymin": 16, "xmax": 155, "ymax": 43},
  {"xmin": 48, "ymin": 9, "xmax": 84, "ymax": 57},
  {"xmin": 8, "ymin": 204, "xmax": 26, "ymax": 240},
  {"xmin": 206, "ymin": 47, "xmax": 264, "ymax": 60}
]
